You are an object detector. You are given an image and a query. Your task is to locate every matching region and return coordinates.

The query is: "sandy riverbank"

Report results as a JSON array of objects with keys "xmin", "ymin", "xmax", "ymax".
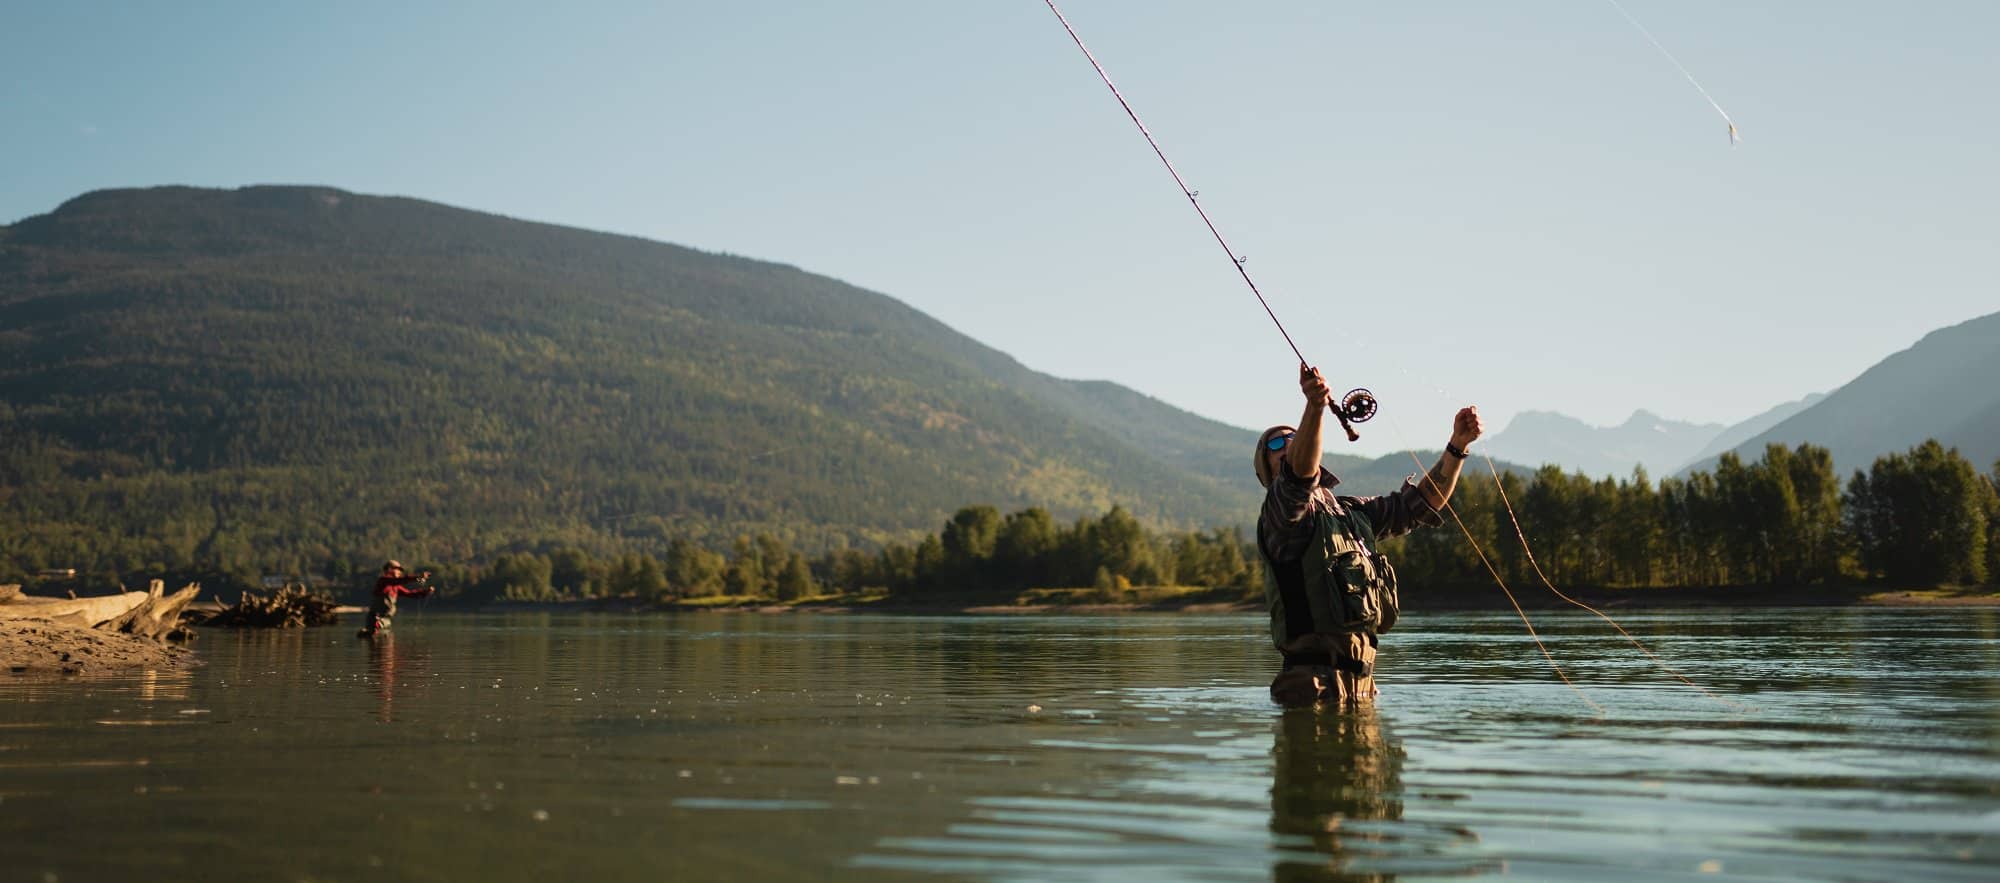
[{"xmin": 2, "ymin": 621, "xmax": 197, "ymax": 676}]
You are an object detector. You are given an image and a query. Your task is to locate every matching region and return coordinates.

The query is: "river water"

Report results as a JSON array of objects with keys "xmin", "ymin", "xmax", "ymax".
[{"xmin": 2, "ymin": 608, "xmax": 1997, "ymax": 881}]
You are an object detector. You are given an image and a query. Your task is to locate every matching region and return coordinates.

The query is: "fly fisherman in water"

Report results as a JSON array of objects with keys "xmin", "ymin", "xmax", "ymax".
[
  {"xmin": 1256, "ymin": 364, "xmax": 1483, "ymax": 707},
  {"xmin": 357, "ymin": 560, "xmax": 433, "ymax": 639}
]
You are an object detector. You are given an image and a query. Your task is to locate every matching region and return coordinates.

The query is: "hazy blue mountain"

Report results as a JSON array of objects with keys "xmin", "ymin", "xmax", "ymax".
[
  {"xmin": 1481, "ymin": 409, "xmax": 1725, "ymax": 480},
  {"xmin": 1674, "ymin": 392, "xmax": 1828, "ymax": 474},
  {"xmin": 1688, "ymin": 311, "xmax": 2000, "ymax": 475}
]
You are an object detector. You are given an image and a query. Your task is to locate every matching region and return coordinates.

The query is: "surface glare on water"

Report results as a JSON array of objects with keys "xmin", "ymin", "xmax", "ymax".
[{"xmin": 2, "ymin": 608, "xmax": 1997, "ymax": 881}]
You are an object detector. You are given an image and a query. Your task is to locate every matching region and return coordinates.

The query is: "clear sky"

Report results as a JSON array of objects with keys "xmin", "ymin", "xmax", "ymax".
[{"xmin": 4, "ymin": 1, "xmax": 1994, "ymax": 455}]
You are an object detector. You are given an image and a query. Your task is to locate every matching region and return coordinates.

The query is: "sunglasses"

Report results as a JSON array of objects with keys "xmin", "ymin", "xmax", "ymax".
[{"xmin": 1264, "ymin": 432, "xmax": 1294, "ymax": 452}]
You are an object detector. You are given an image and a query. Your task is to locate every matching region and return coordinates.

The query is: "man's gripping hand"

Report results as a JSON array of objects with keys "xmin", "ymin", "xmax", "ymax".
[{"xmin": 1299, "ymin": 364, "xmax": 1331, "ymax": 408}]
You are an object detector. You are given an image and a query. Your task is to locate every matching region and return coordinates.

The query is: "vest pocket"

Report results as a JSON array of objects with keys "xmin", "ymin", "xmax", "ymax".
[
  {"xmin": 1332, "ymin": 550, "xmax": 1379, "ymax": 628},
  {"xmin": 1373, "ymin": 553, "xmax": 1399, "ymax": 633}
]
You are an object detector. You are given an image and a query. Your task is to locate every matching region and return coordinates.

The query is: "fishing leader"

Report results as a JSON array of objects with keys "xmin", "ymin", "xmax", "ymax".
[{"xmin": 1254, "ymin": 364, "xmax": 1482, "ymax": 707}]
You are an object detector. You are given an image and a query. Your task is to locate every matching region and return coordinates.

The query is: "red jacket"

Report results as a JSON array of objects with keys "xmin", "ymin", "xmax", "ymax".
[{"xmin": 374, "ymin": 574, "xmax": 432, "ymax": 600}]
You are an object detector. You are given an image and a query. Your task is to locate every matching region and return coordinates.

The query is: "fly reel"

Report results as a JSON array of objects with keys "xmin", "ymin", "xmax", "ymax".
[
  {"xmin": 1339, "ymin": 388, "xmax": 1378, "ymax": 424},
  {"xmin": 1329, "ymin": 388, "xmax": 1378, "ymax": 442}
]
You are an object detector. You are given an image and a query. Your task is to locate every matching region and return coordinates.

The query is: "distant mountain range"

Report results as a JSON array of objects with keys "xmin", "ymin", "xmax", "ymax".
[
  {"xmin": 1685, "ymin": 311, "xmax": 2000, "ymax": 476},
  {"xmin": 1479, "ymin": 310, "xmax": 1998, "ymax": 481},
  {"xmin": 1482, "ymin": 409, "xmax": 1723, "ymax": 479}
]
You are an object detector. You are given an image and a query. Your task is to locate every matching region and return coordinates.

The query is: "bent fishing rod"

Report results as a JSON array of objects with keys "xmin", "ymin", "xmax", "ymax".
[
  {"xmin": 1040, "ymin": 0, "xmax": 1377, "ymax": 441},
  {"xmin": 1044, "ymin": 1, "xmax": 1750, "ymax": 715}
]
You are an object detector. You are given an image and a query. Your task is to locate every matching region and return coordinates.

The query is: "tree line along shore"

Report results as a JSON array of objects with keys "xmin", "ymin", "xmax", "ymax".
[{"xmin": 7, "ymin": 439, "xmax": 1999, "ymax": 611}]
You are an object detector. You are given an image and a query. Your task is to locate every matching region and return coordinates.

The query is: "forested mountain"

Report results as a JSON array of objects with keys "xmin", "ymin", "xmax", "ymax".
[
  {"xmin": 1481, "ymin": 409, "xmax": 1723, "ymax": 480},
  {"xmin": 2, "ymin": 185, "xmax": 1280, "ymax": 579},
  {"xmin": 1687, "ymin": 311, "xmax": 2000, "ymax": 476}
]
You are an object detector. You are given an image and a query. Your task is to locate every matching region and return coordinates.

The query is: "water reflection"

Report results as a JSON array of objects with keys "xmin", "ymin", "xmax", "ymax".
[
  {"xmin": 136, "ymin": 667, "xmax": 193, "ymax": 703},
  {"xmin": 1271, "ymin": 708, "xmax": 1403, "ymax": 881},
  {"xmin": 1271, "ymin": 707, "xmax": 1493, "ymax": 881},
  {"xmin": 366, "ymin": 632, "xmax": 429, "ymax": 722}
]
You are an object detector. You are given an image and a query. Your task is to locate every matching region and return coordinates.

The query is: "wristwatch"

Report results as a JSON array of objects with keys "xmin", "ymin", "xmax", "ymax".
[{"xmin": 1444, "ymin": 441, "xmax": 1468, "ymax": 459}]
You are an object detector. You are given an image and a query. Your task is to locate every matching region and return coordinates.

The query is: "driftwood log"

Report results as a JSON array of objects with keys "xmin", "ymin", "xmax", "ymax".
[
  {"xmin": 204, "ymin": 583, "xmax": 342, "ymax": 629},
  {"xmin": 0, "ymin": 580, "xmax": 201, "ymax": 644},
  {"xmin": 0, "ymin": 585, "xmax": 149, "ymax": 626},
  {"xmin": 103, "ymin": 580, "xmax": 203, "ymax": 642}
]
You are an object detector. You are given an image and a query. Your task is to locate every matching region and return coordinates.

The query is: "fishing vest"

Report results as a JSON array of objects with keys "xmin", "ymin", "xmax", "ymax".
[{"xmin": 1259, "ymin": 501, "xmax": 1401, "ymax": 651}]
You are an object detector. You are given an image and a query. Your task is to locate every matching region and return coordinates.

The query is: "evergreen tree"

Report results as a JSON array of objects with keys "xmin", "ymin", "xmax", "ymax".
[
  {"xmin": 549, "ymin": 546, "xmax": 598, "ymax": 597},
  {"xmin": 821, "ymin": 546, "xmax": 878, "ymax": 594},
  {"xmin": 1845, "ymin": 441, "xmax": 1987, "ymax": 585},
  {"xmin": 776, "ymin": 553, "xmax": 816, "ymax": 600},
  {"xmin": 1520, "ymin": 466, "xmax": 1583, "ymax": 585},
  {"xmin": 939, "ymin": 505, "xmax": 1002, "ymax": 588},
  {"xmin": 611, "ymin": 553, "xmax": 669, "ymax": 600},
  {"xmin": 940, "ymin": 505, "xmax": 1001, "ymax": 564},
  {"xmin": 994, "ymin": 507, "xmax": 1059, "ymax": 587},
  {"xmin": 1086, "ymin": 505, "xmax": 1159, "ymax": 585},
  {"xmin": 724, "ymin": 536, "xmax": 769, "ymax": 597},
  {"xmin": 1982, "ymin": 461, "xmax": 2000, "ymax": 586},
  {"xmin": 663, "ymin": 538, "xmax": 725, "ymax": 597},
  {"xmin": 1607, "ymin": 466, "xmax": 1660, "ymax": 586},
  {"xmin": 1169, "ymin": 527, "xmax": 1253, "ymax": 591},
  {"xmin": 912, "ymin": 534, "xmax": 946, "ymax": 590},
  {"xmin": 879, "ymin": 543, "xmax": 919, "ymax": 592},
  {"xmin": 1783, "ymin": 444, "xmax": 1848, "ymax": 584},
  {"xmin": 488, "ymin": 552, "xmax": 555, "ymax": 602}
]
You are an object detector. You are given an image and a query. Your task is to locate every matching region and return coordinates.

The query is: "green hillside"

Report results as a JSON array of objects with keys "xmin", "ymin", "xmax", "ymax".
[{"xmin": 1, "ymin": 185, "xmax": 1285, "ymax": 581}]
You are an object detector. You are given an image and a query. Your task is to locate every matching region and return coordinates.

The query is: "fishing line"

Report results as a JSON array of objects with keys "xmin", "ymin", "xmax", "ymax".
[
  {"xmin": 1380, "ymin": 410, "xmax": 1750, "ymax": 714},
  {"xmin": 1384, "ymin": 425, "xmax": 1606, "ymax": 716},
  {"xmin": 1476, "ymin": 452, "xmax": 1755, "ymax": 711},
  {"xmin": 1603, "ymin": 0, "xmax": 1741, "ymax": 145}
]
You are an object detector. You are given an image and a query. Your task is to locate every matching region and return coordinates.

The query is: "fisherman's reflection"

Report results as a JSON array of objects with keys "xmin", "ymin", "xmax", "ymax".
[
  {"xmin": 1270, "ymin": 708, "xmax": 1405, "ymax": 882},
  {"xmin": 367, "ymin": 632, "xmax": 428, "ymax": 722}
]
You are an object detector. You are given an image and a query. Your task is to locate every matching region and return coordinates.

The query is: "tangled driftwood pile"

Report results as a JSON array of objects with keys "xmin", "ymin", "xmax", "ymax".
[{"xmin": 203, "ymin": 583, "xmax": 342, "ymax": 629}]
